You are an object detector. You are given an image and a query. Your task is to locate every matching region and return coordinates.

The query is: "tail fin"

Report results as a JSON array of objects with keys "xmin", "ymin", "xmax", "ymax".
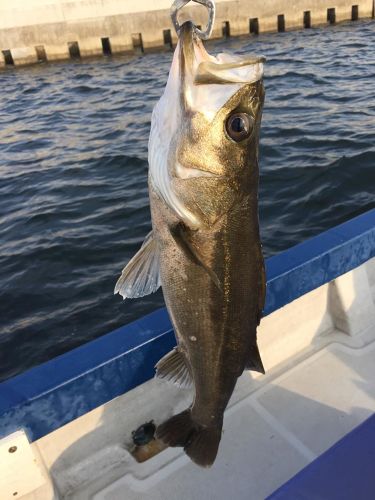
[
  {"xmin": 185, "ymin": 425, "xmax": 222, "ymax": 468},
  {"xmin": 156, "ymin": 410, "xmax": 222, "ymax": 468}
]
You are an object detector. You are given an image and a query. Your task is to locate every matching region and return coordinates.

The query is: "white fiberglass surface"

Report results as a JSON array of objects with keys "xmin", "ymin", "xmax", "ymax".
[
  {"xmin": 55, "ymin": 335, "xmax": 374, "ymax": 500},
  {"xmin": 27, "ymin": 259, "xmax": 375, "ymax": 500}
]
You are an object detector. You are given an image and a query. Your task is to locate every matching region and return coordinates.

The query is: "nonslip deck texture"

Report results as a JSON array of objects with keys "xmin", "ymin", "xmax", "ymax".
[
  {"xmin": 267, "ymin": 413, "xmax": 375, "ymax": 500},
  {"xmin": 69, "ymin": 337, "xmax": 375, "ymax": 499}
]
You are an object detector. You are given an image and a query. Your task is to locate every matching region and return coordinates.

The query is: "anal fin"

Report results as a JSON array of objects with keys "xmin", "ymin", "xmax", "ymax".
[
  {"xmin": 114, "ymin": 231, "xmax": 161, "ymax": 299},
  {"xmin": 245, "ymin": 342, "xmax": 265, "ymax": 374},
  {"xmin": 155, "ymin": 347, "xmax": 193, "ymax": 389}
]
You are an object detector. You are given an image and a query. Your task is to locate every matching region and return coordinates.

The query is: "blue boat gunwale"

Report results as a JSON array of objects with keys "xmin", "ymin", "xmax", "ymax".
[{"xmin": 0, "ymin": 209, "xmax": 374, "ymax": 442}]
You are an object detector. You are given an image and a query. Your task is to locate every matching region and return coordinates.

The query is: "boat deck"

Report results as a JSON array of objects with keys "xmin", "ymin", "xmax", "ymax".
[
  {"xmin": 268, "ymin": 412, "xmax": 375, "ymax": 499},
  {"xmin": 47, "ymin": 255, "xmax": 375, "ymax": 499},
  {"xmin": 1, "ymin": 211, "xmax": 374, "ymax": 500},
  {"xmin": 69, "ymin": 320, "xmax": 375, "ymax": 499}
]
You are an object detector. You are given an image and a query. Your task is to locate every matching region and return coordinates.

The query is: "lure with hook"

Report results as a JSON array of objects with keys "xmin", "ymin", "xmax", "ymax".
[{"xmin": 115, "ymin": 0, "xmax": 266, "ymax": 467}]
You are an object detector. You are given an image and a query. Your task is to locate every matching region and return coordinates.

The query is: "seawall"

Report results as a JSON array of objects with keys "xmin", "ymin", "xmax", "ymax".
[{"xmin": 0, "ymin": 0, "xmax": 373, "ymax": 67}]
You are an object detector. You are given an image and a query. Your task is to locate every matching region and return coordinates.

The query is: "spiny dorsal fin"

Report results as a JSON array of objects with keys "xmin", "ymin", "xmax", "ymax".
[
  {"xmin": 155, "ymin": 347, "xmax": 193, "ymax": 389},
  {"xmin": 114, "ymin": 231, "xmax": 161, "ymax": 299},
  {"xmin": 245, "ymin": 342, "xmax": 265, "ymax": 374}
]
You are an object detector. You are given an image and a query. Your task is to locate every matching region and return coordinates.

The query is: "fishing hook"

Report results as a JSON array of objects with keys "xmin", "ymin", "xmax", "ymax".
[{"xmin": 170, "ymin": 0, "xmax": 216, "ymax": 40}]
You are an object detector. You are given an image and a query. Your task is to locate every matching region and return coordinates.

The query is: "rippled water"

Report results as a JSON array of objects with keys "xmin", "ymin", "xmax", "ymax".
[{"xmin": 0, "ymin": 20, "xmax": 374, "ymax": 381}]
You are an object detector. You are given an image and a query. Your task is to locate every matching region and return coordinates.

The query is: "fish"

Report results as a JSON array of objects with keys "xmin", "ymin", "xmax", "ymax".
[{"xmin": 115, "ymin": 20, "xmax": 266, "ymax": 468}]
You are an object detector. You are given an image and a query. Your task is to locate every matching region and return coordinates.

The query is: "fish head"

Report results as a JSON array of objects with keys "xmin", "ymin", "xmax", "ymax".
[{"xmin": 149, "ymin": 21, "xmax": 265, "ymax": 228}]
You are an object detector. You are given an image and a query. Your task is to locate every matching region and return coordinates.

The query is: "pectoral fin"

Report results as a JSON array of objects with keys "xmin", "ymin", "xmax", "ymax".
[
  {"xmin": 155, "ymin": 347, "xmax": 193, "ymax": 389},
  {"xmin": 114, "ymin": 231, "xmax": 161, "ymax": 299},
  {"xmin": 170, "ymin": 222, "xmax": 222, "ymax": 292},
  {"xmin": 245, "ymin": 342, "xmax": 265, "ymax": 374}
]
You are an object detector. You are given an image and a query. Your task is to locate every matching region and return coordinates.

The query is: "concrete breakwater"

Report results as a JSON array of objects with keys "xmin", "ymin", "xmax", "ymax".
[{"xmin": 0, "ymin": 0, "xmax": 373, "ymax": 67}]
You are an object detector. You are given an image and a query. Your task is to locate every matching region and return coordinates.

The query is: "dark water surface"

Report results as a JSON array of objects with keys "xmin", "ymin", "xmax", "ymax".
[{"xmin": 1, "ymin": 20, "xmax": 374, "ymax": 381}]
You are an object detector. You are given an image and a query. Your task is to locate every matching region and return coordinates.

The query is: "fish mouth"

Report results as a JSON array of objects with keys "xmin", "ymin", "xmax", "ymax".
[
  {"xmin": 179, "ymin": 21, "xmax": 265, "ymax": 84},
  {"xmin": 178, "ymin": 21, "xmax": 211, "ymax": 98},
  {"xmin": 177, "ymin": 21, "xmax": 265, "ymax": 117}
]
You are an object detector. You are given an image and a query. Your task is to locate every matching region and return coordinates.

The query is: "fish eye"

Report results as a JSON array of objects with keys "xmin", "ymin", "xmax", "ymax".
[{"xmin": 225, "ymin": 113, "xmax": 254, "ymax": 142}]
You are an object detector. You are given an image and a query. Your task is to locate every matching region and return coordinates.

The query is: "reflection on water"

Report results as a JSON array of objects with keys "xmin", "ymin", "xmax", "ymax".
[{"xmin": 0, "ymin": 20, "xmax": 374, "ymax": 381}]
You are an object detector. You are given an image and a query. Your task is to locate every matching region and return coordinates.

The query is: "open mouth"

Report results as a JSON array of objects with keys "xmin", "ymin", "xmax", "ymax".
[{"xmin": 177, "ymin": 21, "xmax": 265, "ymax": 120}]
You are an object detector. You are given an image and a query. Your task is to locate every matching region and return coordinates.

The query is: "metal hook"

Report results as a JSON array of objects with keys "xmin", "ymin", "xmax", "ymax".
[{"xmin": 170, "ymin": 0, "xmax": 216, "ymax": 40}]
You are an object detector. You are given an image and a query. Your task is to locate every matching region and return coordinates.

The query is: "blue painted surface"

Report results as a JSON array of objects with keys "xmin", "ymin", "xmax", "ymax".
[
  {"xmin": 0, "ymin": 209, "xmax": 374, "ymax": 442},
  {"xmin": 267, "ymin": 413, "xmax": 375, "ymax": 499},
  {"xmin": 264, "ymin": 208, "xmax": 375, "ymax": 315}
]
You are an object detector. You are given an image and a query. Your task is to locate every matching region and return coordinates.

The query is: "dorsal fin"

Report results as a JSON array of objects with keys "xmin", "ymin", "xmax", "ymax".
[{"xmin": 114, "ymin": 231, "xmax": 161, "ymax": 299}]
